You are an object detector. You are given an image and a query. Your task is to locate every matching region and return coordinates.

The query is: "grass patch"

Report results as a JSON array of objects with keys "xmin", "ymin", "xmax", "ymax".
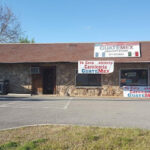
[
  {"xmin": 17, "ymin": 139, "xmax": 47, "ymax": 150},
  {"xmin": 0, "ymin": 141, "xmax": 18, "ymax": 150},
  {"xmin": 0, "ymin": 125, "xmax": 150, "ymax": 150}
]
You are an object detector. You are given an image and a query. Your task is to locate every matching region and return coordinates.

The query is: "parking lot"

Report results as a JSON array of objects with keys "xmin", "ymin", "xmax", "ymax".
[{"xmin": 0, "ymin": 96, "xmax": 150, "ymax": 130}]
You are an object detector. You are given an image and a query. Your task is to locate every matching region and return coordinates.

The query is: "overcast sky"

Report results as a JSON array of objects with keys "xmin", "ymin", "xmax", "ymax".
[{"xmin": 2, "ymin": 0, "xmax": 150, "ymax": 43}]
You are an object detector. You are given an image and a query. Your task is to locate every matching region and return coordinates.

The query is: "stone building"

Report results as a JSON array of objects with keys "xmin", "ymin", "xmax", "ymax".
[{"xmin": 0, "ymin": 42, "xmax": 150, "ymax": 97}]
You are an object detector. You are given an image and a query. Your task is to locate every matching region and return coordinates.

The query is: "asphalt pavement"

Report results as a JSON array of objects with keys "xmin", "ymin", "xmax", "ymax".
[{"xmin": 0, "ymin": 96, "xmax": 150, "ymax": 130}]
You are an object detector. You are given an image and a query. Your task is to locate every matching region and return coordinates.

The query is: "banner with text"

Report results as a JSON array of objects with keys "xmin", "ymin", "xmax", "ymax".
[
  {"xmin": 94, "ymin": 42, "xmax": 140, "ymax": 58},
  {"xmin": 123, "ymin": 86, "xmax": 150, "ymax": 98},
  {"xmin": 78, "ymin": 60, "xmax": 114, "ymax": 74}
]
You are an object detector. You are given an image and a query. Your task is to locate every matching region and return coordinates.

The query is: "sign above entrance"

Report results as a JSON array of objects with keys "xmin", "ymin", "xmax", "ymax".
[
  {"xmin": 123, "ymin": 86, "xmax": 150, "ymax": 98},
  {"xmin": 94, "ymin": 42, "xmax": 140, "ymax": 58},
  {"xmin": 78, "ymin": 60, "xmax": 114, "ymax": 74}
]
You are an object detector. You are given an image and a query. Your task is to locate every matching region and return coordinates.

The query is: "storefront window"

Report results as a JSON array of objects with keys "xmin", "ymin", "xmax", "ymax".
[
  {"xmin": 76, "ymin": 73, "xmax": 101, "ymax": 86},
  {"xmin": 120, "ymin": 69, "xmax": 148, "ymax": 86}
]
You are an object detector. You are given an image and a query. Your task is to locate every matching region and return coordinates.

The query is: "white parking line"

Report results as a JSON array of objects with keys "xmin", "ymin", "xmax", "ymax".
[{"xmin": 63, "ymin": 98, "xmax": 72, "ymax": 110}]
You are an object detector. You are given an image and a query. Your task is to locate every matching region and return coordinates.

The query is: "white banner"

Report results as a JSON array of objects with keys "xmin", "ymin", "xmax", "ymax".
[
  {"xmin": 78, "ymin": 60, "xmax": 114, "ymax": 74},
  {"xmin": 123, "ymin": 86, "xmax": 150, "ymax": 98},
  {"xmin": 94, "ymin": 42, "xmax": 140, "ymax": 58}
]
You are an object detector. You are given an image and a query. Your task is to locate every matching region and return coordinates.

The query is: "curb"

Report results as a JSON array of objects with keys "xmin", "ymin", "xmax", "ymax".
[
  {"xmin": 0, "ymin": 94, "xmax": 150, "ymax": 100},
  {"xmin": 0, "ymin": 123, "xmax": 147, "ymax": 132}
]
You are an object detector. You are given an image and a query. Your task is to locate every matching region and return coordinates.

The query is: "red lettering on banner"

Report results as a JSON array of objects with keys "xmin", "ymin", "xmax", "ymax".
[
  {"xmin": 98, "ymin": 69, "xmax": 103, "ymax": 73},
  {"xmin": 80, "ymin": 61, "xmax": 84, "ymax": 64},
  {"xmin": 145, "ymin": 94, "xmax": 150, "ymax": 97},
  {"xmin": 85, "ymin": 61, "xmax": 94, "ymax": 65},
  {"xmin": 78, "ymin": 60, "xmax": 114, "ymax": 74},
  {"xmin": 98, "ymin": 69, "xmax": 109, "ymax": 74}
]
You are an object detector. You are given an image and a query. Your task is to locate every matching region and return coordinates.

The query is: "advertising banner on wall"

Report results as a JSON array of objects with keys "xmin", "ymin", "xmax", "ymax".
[
  {"xmin": 78, "ymin": 60, "xmax": 114, "ymax": 74},
  {"xmin": 123, "ymin": 86, "xmax": 150, "ymax": 98},
  {"xmin": 94, "ymin": 42, "xmax": 140, "ymax": 58}
]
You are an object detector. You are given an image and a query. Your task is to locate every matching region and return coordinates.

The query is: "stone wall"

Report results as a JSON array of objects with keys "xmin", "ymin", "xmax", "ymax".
[
  {"xmin": 0, "ymin": 63, "xmax": 150, "ymax": 96},
  {"xmin": 0, "ymin": 64, "xmax": 31, "ymax": 93},
  {"xmin": 56, "ymin": 63, "xmax": 150, "ymax": 97},
  {"xmin": 101, "ymin": 63, "xmax": 150, "ymax": 96},
  {"xmin": 56, "ymin": 63, "xmax": 103, "ymax": 96}
]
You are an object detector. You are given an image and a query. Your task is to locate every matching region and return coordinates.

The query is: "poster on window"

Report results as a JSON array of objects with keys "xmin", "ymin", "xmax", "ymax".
[
  {"xmin": 78, "ymin": 60, "xmax": 114, "ymax": 74},
  {"xmin": 94, "ymin": 42, "xmax": 140, "ymax": 58},
  {"xmin": 120, "ymin": 69, "xmax": 148, "ymax": 87},
  {"xmin": 123, "ymin": 86, "xmax": 150, "ymax": 98}
]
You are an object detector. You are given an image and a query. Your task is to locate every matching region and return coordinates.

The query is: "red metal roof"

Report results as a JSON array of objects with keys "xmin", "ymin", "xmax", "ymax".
[{"xmin": 0, "ymin": 42, "xmax": 150, "ymax": 63}]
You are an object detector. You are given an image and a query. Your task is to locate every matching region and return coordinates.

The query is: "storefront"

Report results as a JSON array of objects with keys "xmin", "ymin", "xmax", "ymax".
[{"xmin": 0, "ymin": 41, "xmax": 150, "ymax": 97}]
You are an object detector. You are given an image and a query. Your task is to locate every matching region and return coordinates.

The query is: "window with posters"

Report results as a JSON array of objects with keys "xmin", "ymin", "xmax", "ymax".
[
  {"xmin": 120, "ymin": 69, "xmax": 148, "ymax": 87},
  {"xmin": 76, "ymin": 71, "xmax": 101, "ymax": 86}
]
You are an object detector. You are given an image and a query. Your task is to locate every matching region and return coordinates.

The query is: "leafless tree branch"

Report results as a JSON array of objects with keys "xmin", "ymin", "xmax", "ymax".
[{"xmin": 0, "ymin": 4, "xmax": 22, "ymax": 43}]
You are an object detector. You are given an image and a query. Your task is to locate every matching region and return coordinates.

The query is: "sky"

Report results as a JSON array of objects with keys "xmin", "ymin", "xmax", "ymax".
[{"xmin": 1, "ymin": 0, "xmax": 150, "ymax": 43}]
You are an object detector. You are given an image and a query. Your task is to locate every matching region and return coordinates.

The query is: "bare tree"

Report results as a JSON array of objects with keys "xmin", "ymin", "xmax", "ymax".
[{"xmin": 0, "ymin": 5, "xmax": 21, "ymax": 43}]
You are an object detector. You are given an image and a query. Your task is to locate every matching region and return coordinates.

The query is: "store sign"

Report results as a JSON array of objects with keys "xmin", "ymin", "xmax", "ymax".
[
  {"xmin": 94, "ymin": 42, "xmax": 140, "ymax": 58},
  {"xmin": 123, "ymin": 86, "xmax": 150, "ymax": 98},
  {"xmin": 78, "ymin": 60, "xmax": 114, "ymax": 74}
]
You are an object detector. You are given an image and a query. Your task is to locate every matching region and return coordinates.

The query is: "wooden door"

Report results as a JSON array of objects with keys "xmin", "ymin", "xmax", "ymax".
[{"xmin": 32, "ymin": 74, "xmax": 43, "ymax": 94}]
